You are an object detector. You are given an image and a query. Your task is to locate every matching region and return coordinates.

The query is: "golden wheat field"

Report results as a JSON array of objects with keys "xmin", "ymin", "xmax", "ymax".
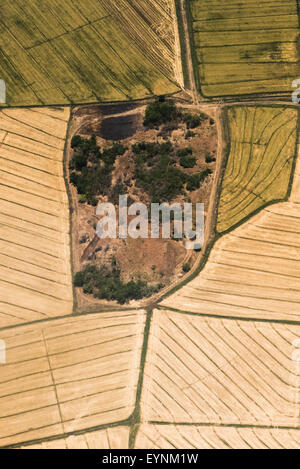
[
  {"xmin": 135, "ymin": 424, "xmax": 300, "ymax": 449},
  {"xmin": 217, "ymin": 106, "xmax": 298, "ymax": 233},
  {"xmin": 0, "ymin": 107, "xmax": 73, "ymax": 327},
  {"xmin": 141, "ymin": 309, "xmax": 300, "ymax": 427},
  {"xmin": 0, "ymin": 310, "xmax": 145, "ymax": 447},
  {"xmin": 0, "ymin": 0, "xmax": 180, "ymax": 106},
  {"xmin": 20, "ymin": 426, "xmax": 130, "ymax": 449}
]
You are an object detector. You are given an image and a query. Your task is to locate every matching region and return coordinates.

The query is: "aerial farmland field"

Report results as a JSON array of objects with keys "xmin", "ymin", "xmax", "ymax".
[
  {"xmin": 141, "ymin": 309, "xmax": 300, "ymax": 426},
  {"xmin": 217, "ymin": 105, "xmax": 298, "ymax": 233},
  {"xmin": 0, "ymin": 0, "xmax": 180, "ymax": 106},
  {"xmin": 161, "ymin": 133, "xmax": 300, "ymax": 322},
  {"xmin": 1, "ymin": 0, "xmax": 300, "ymax": 453},
  {"xmin": 190, "ymin": 0, "xmax": 300, "ymax": 97},
  {"xmin": 135, "ymin": 424, "xmax": 300, "ymax": 449},
  {"xmin": 0, "ymin": 106, "xmax": 73, "ymax": 326},
  {"xmin": 20, "ymin": 426, "xmax": 130, "ymax": 449},
  {"xmin": 0, "ymin": 310, "xmax": 145, "ymax": 447}
]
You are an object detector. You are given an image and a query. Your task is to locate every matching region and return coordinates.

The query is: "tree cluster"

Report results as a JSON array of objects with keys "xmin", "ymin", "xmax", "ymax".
[
  {"xmin": 69, "ymin": 135, "xmax": 126, "ymax": 205},
  {"xmin": 74, "ymin": 264, "xmax": 162, "ymax": 304},
  {"xmin": 132, "ymin": 141, "xmax": 211, "ymax": 202}
]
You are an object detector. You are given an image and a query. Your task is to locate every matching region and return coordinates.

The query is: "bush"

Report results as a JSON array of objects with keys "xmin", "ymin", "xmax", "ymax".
[
  {"xmin": 71, "ymin": 135, "xmax": 84, "ymax": 149},
  {"xmin": 205, "ymin": 153, "xmax": 216, "ymax": 163},
  {"xmin": 186, "ymin": 169, "xmax": 212, "ymax": 191},
  {"xmin": 177, "ymin": 147, "xmax": 193, "ymax": 157},
  {"xmin": 144, "ymin": 101, "xmax": 178, "ymax": 127},
  {"xmin": 78, "ymin": 194, "xmax": 87, "ymax": 203},
  {"xmin": 182, "ymin": 263, "xmax": 191, "ymax": 273},
  {"xmin": 183, "ymin": 113, "xmax": 202, "ymax": 129},
  {"xmin": 185, "ymin": 130, "xmax": 195, "ymax": 139},
  {"xmin": 134, "ymin": 140, "xmax": 188, "ymax": 203},
  {"xmin": 180, "ymin": 155, "xmax": 196, "ymax": 168},
  {"xmin": 74, "ymin": 271, "xmax": 85, "ymax": 287}
]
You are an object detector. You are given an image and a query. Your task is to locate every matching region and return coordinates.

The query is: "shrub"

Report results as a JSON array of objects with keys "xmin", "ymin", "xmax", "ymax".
[
  {"xmin": 182, "ymin": 263, "xmax": 191, "ymax": 273},
  {"xmin": 185, "ymin": 130, "xmax": 195, "ymax": 139},
  {"xmin": 78, "ymin": 194, "xmax": 87, "ymax": 203},
  {"xmin": 183, "ymin": 113, "xmax": 202, "ymax": 129},
  {"xmin": 74, "ymin": 271, "xmax": 85, "ymax": 287},
  {"xmin": 186, "ymin": 169, "xmax": 212, "ymax": 191},
  {"xmin": 144, "ymin": 101, "xmax": 178, "ymax": 127},
  {"xmin": 71, "ymin": 135, "xmax": 84, "ymax": 149},
  {"xmin": 69, "ymin": 138, "xmax": 126, "ymax": 205},
  {"xmin": 133, "ymin": 140, "xmax": 188, "ymax": 203},
  {"xmin": 177, "ymin": 147, "xmax": 193, "ymax": 157},
  {"xmin": 205, "ymin": 152, "xmax": 216, "ymax": 163},
  {"xmin": 180, "ymin": 155, "xmax": 196, "ymax": 168}
]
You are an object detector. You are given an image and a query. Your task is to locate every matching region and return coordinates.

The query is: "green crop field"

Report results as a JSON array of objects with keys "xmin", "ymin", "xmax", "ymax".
[
  {"xmin": 0, "ymin": 0, "xmax": 180, "ymax": 106},
  {"xmin": 217, "ymin": 105, "xmax": 298, "ymax": 233},
  {"xmin": 190, "ymin": 0, "xmax": 300, "ymax": 97}
]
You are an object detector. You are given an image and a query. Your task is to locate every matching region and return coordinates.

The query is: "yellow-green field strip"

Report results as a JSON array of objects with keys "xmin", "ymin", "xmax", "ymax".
[{"xmin": 190, "ymin": 0, "xmax": 300, "ymax": 97}]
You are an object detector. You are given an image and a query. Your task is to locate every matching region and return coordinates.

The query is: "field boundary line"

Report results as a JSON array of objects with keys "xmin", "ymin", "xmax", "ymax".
[
  {"xmin": 148, "ymin": 421, "xmax": 300, "ymax": 430},
  {"xmin": 1, "ymin": 419, "xmax": 131, "ymax": 450},
  {"xmin": 157, "ymin": 305, "xmax": 300, "ymax": 326}
]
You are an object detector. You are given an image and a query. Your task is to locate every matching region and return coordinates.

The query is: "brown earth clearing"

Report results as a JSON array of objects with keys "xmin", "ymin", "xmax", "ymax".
[{"xmin": 67, "ymin": 102, "xmax": 218, "ymax": 311}]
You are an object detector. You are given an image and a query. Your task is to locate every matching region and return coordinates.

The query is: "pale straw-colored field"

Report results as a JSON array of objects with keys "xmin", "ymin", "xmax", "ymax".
[
  {"xmin": 0, "ymin": 310, "xmax": 145, "ymax": 447},
  {"xmin": 0, "ymin": 107, "xmax": 73, "ymax": 326},
  {"xmin": 20, "ymin": 426, "xmax": 130, "ymax": 449},
  {"xmin": 141, "ymin": 309, "xmax": 300, "ymax": 427},
  {"xmin": 135, "ymin": 424, "xmax": 300, "ymax": 449},
  {"xmin": 161, "ymin": 138, "xmax": 300, "ymax": 322}
]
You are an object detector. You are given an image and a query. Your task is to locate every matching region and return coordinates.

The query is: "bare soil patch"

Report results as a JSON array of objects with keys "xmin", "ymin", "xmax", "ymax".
[{"xmin": 67, "ymin": 101, "xmax": 218, "ymax": 311}]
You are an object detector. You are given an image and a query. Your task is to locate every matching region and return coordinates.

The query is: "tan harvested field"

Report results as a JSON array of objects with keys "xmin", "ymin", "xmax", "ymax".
[
  {"xmin": 161, "ymin": 143, "xmax": 300, "ymax": 322},
  {"xmin": 0, "ymin": 107, "xmax": 73, "ymax": 326},
  {"xmin": 141, "ymin": 309, "xmax": 300, "ymax": 427},
  {"xmin": 20, "ymin": 426, "xmax": 130, "ymax": 449},
  {"xmin": 135, "ymin": 424, "xmax": 300, "ymax": 449},
  {"xmin": 0, "ymin": 310, "xmax": 145, "ymax": 447}
]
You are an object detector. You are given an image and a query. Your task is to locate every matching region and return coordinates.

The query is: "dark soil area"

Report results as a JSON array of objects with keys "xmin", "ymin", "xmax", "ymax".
[{"xmin": 100, "ymin": 114, "xmax": 141, "ymax": 140}]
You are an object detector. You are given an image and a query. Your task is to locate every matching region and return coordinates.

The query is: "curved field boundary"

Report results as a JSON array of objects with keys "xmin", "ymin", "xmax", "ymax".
[
  {"xmin": 0, "ymin": 310, "xmax": 145, "ymax": 447},
  {"xmin": 141, "ymin": 309, "xmax": 300, "ymax": 427},
  {"xmin": 217, "ymin": 105, "xmax": 299, "ymax": 234},
  {"xmin": 161, "ymin": 202, "xmax": 300, "ymax": 322},
  {"xmin": 190, "ymin": 0, "xmax": 300, "ymax": 98},
  {"xmin": 0, "ymin": 107, "xmax": 73, "ymax": 327},
  {"xmin": 161, "ymin": 136, "xmax": 300, "ymax": 322}
]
